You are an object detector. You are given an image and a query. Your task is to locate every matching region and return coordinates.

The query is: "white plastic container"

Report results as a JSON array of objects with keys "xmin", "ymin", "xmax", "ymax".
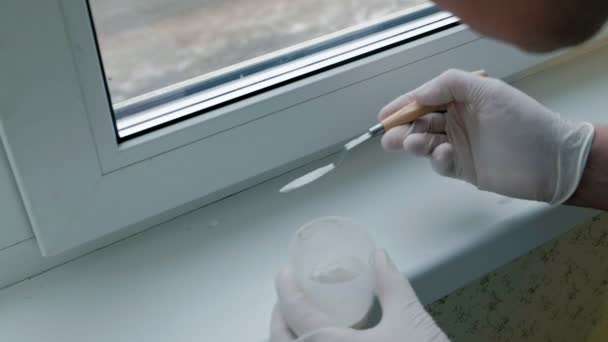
[{"xmin": 289, "ymin": 217, "xmax": 376, "ymax": 328}]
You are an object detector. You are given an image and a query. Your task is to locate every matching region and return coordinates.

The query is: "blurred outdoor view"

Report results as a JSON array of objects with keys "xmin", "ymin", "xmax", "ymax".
[{"xmin": 90, "ymin": 0, "xmax": 427, "ymax": 104}]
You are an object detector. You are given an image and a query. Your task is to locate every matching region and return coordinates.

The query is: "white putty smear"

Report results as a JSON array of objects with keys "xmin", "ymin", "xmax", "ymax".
[
  {"xmin": 280, "ymin": 164, "xmax": 336, "ymax": 193},
  {"xmin": 310, "ymin": 256, "xmax": 365, "ymax": 284}
]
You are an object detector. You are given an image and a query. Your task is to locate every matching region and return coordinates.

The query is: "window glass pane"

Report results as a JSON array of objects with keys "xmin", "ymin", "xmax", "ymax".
[{"xmin": 88, "ymin": 0, "xmax": 435, "ymax": 139}]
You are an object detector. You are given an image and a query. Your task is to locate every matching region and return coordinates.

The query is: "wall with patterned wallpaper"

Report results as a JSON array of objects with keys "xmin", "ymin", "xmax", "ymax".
[{"xmin": 427, "ymin": 212, "xmax": 608, "ymax": 342}]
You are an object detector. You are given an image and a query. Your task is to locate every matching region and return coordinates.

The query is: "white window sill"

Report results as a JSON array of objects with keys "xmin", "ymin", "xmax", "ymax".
[{"xmin": 1, "ymin": 43, "xmax": 607, "ymax": 342}]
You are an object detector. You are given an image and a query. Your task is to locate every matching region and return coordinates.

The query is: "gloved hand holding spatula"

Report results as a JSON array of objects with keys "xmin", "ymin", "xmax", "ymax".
[
  {"xmin": 380, "ymin": 69, "xmax": 594, "ymax": 205},
  {"xmin": 281, "ymin": 70, "xmax": 489, "ymax": 193}
]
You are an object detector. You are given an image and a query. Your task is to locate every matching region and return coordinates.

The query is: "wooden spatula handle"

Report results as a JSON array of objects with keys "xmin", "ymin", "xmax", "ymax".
[{"xmin": 381, "ymin": 70, "xmax": 488, "ymax": 132}]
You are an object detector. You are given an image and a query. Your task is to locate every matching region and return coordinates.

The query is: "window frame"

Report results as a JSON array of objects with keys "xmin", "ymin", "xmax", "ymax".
[
  {"xmin": 72, "ymin": 2, "xmax": 466, "ymax": 171},
  {"xmin": 0, "ymin": 0, "xmax": 552, "ymax": 255}
]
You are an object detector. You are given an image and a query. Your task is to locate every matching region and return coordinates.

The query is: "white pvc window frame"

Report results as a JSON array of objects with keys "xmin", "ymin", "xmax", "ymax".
[{"xmin": 0, "ymin": 0, "xmax": 550, "ymax": 256}]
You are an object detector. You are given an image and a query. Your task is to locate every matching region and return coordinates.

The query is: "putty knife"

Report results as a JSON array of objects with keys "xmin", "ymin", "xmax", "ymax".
[{"xmin": 280, "ymin": 70, "xmax": 488, "ymax": 193}]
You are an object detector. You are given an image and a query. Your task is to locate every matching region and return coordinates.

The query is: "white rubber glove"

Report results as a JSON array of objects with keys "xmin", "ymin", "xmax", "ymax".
[
  {"xmin": 270, "ymin": 250, "xmax": 449, "ymax": 342},
  {"xmin": 379, "ymin": 69, "xmax": 594, "ymax": 204}
]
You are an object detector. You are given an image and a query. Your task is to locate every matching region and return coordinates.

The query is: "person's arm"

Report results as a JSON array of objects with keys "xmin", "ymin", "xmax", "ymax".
[{"xmin": 566, "ymin": 125, "xmax": 608, "ymax": 210}]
